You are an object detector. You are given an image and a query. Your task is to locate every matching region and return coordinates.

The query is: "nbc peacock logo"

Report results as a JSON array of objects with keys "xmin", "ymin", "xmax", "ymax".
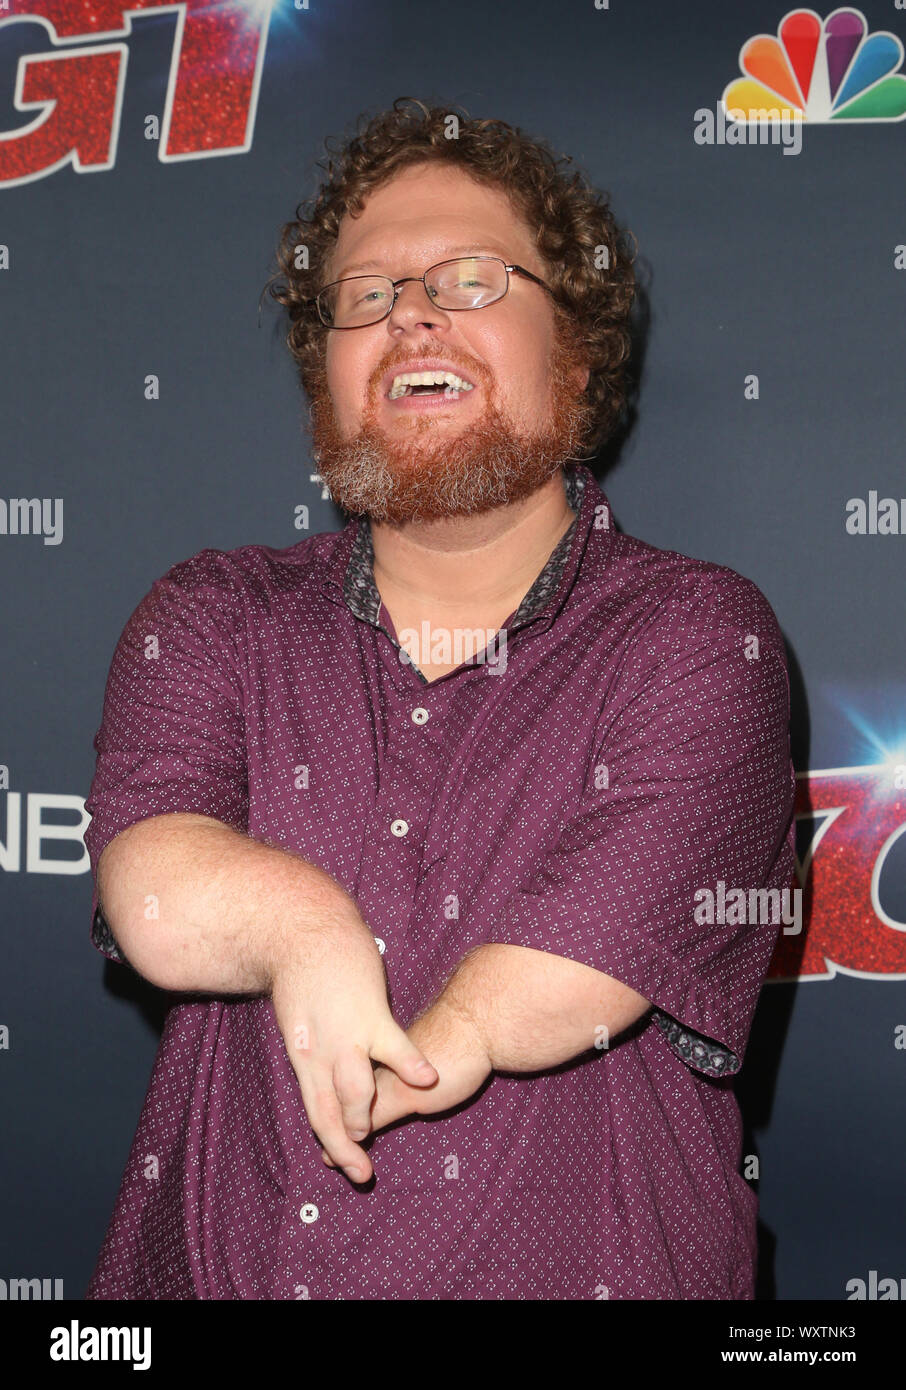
[{"xmin": 722, "ymin": 7, "xmax": 906, "ymax": 123}]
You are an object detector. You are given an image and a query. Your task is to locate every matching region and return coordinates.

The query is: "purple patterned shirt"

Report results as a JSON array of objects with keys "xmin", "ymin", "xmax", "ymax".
[{"xmin": 83, "ymin": 462, "xmax": 795, "ymax": 1300}]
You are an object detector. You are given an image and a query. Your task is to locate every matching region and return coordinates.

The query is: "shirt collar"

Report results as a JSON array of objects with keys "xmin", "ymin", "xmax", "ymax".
[{"xmin": 321, "ymin": 462, "xmax": 603, "ymax": 637}]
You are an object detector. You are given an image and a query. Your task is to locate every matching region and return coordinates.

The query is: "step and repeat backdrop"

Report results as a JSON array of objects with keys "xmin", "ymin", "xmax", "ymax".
[{"xmin": 1, "ymin": 0, "xmax": 904, "ymax": 1301}]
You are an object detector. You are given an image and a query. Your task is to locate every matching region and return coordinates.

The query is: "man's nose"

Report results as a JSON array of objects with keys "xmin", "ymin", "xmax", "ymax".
[{"xmin": 387, "ymin": 279, "xmax": 448, "ymax": 328}]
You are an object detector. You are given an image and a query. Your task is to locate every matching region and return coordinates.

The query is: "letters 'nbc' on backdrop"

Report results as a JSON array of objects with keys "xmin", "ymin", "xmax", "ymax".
[{"xmin": 1, "ymin": 0, "xmax": 904, "ymax": 1300}]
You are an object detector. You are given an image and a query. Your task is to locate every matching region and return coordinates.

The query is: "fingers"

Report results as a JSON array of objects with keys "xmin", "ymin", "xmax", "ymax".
[
  {"xmin": 332, "ymin": 1046, "xmax": 377, "ymax": 1141},
  {"xmin": 320, "ymin": 1065, "xmax": 409, "ymax": 1168},
  {"xmin": 297, "ymin": 1064, "xmax": 373, "ymax": 1184},
  {"xmin": 277, "ymin": 1007, "xmax": 437, "ymax": 1182}
]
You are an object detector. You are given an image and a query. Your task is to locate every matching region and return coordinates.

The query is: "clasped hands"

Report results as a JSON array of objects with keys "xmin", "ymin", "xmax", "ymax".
[
  {"xmin": 317, "ymin": 990, "xmax": 493, "ymax": 1181},
  {"xmin": 269, "ymin": 916, "xmax": 497, "ymax": 1188}
]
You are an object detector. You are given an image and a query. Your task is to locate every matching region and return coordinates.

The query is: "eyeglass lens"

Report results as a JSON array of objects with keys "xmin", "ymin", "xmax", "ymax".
[{"xmin": 318, "ymin": 257, "xmax": 507, "ymax": 328}]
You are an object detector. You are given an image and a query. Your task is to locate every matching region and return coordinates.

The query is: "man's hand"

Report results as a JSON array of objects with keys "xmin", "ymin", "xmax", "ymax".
[
  {"xmin": 269, "ymin": 909, "xmax": 439, "ymax": 1186},
  {"xmin": 319, "ymin": 991, "xmax": 493, "ymax": 1168}
]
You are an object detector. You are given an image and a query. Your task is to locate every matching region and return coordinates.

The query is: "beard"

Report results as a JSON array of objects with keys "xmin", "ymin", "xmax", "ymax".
[{"xmin": 306, "ymin": 316, "xmax": 594, "ymax": 526}]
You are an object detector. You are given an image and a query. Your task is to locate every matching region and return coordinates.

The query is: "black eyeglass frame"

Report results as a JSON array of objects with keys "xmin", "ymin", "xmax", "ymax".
[{"xmin": 308, "ymin": 255, "xmax": 555, "ymax": 329}]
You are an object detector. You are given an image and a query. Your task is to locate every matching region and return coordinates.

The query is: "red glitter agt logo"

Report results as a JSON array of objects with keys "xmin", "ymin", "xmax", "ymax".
[
  {"xmin": 768, "ymin": 764, "xmax": 906, "ymax": 982},
  {"xmin": 0, "ymin": 0, "xmax": 271, "ymax": 187}
]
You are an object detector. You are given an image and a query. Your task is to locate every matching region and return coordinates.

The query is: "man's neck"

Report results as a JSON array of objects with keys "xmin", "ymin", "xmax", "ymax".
[{"xmin": 369, "ymin": 469, "xmax": 575, "ymax": 618}]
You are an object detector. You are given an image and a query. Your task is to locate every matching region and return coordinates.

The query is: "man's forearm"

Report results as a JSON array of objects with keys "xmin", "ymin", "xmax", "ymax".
[
  {"xmin": 438, "ymin": 943, "xmax": 652, "ymax": 1072},
  {"xmin": 97, "ymin": 813, "xmax": 365, "ymax": 995}
]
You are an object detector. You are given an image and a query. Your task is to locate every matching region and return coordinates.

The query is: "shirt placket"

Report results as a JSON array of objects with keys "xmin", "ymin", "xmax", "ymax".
[{"xmin": 370, "ymin": 666, "xmax": 452, "ymax": 924}]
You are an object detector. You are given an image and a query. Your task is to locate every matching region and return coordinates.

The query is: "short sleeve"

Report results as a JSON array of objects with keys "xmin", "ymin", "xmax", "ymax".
[
  {"xmin": 84, "ymin": 550, "xmax": 250, "ymax": 965},
  {"xmin": 486, "ymin": 581, "xmax": 796, "ymax": 1077}
]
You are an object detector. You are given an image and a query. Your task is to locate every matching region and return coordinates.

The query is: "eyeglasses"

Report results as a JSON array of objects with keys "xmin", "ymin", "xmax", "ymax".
[{"xmin": 310, "ymin": 255, "xmax": 554, "ymax": 330}]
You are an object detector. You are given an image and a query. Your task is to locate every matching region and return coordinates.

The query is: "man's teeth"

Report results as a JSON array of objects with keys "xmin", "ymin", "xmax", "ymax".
[{"xmin": 388, "ymin": 370, "xmax": 475, "ymax": 400}]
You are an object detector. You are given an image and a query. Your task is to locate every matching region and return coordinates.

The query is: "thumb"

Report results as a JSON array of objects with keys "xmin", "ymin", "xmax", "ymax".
[{"xmin": 373, "ymin": 1019, "xmax": 438, "ymax": 1087}]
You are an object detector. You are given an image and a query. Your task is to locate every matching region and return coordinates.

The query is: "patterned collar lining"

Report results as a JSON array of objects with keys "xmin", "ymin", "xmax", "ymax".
[{"xmin": 342, "ymin": 467, "xmax": 586, "ymax": 631}]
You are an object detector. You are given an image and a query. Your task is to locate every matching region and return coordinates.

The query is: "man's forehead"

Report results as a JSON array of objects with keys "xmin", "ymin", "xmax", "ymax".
[{"xmin": 327, "ymin": 168, "xmax": 531, "ymax": 278}]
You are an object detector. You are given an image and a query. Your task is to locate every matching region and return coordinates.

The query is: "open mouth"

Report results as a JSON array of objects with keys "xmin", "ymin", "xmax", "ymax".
[{"xmin": 387, "ymin": 370, "xmax": 476, "ymax": 401}]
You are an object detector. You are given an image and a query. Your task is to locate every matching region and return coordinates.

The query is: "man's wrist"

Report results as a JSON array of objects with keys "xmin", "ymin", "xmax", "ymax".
[{"xmin": 435, "ymin": 961, "xmax": 494, "ymax": 1069}]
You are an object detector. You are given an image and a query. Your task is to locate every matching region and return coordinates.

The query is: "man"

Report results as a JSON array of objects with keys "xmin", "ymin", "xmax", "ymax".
[{"xmin": 84, "ymin": 100, "xmax": 795, "ymax": 1299}]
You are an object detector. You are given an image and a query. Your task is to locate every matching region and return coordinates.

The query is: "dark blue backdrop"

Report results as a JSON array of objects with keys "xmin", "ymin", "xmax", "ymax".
[{"xmin": 1, "ymin": 0, "xmax": 904, "ymax": 1300}]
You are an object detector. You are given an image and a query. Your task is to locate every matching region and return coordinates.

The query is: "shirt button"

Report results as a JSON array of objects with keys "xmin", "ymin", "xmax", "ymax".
[
  {"xmin": 299, "ymin": 1203, "xmax": 319, "ymax": 1224},
  {"xmin": 390, "ymin": 818, "xmax": 409, "ymax": 837},
  {"xmin": 411, "ymin": 706, "xmax": 429, "ymax": 724}
]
